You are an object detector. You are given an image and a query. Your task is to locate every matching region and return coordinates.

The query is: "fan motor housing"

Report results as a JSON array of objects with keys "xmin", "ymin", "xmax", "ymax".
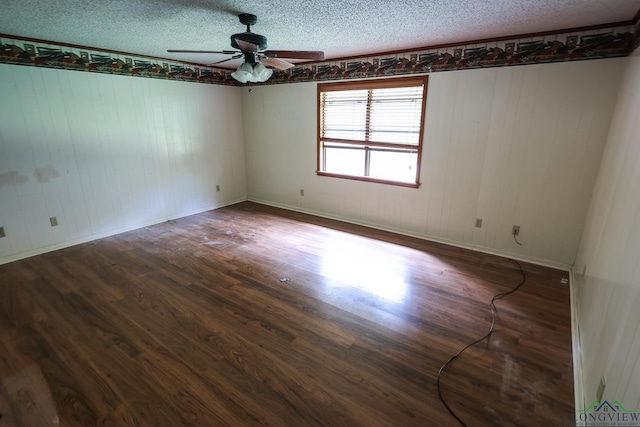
[
  {"xmin": 231, "ymin": 32, "xmax": 268, "ymax": 51},
  {"xmin": 238, "ymin": 13, "xmax": 258, "ymax": 26}
]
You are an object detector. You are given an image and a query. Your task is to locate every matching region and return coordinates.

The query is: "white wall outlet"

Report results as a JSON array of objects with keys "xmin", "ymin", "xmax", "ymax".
[
  {"xmin": 475, "ymin": 218, "xmax": 482, "ymax": 228},
  {"xmin": 512, "ymin": 225, "xmax": 520, "ymax": 236},
  {"xmin": 0, "ymin": 226, "xmax": 5, "ymax": 238},
  {"xmin": 300, "ymin": 189, "xmax": 304, "ymax": 196},
  {"xmin": 216, "ymin": 184, "xmax": 221, "ymax": 192},
  {"xmin": 50, "ymin": 216, "xmax": 58, "ymax": 227}
]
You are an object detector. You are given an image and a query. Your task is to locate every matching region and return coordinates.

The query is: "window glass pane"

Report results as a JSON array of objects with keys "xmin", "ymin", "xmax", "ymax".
[
  {"xmin": 369, "ymin": 149, "xmax": 418, "ymax": 183},
  {"xmin": 324, "ymin": 146, "xmax": 365, "ymax": 176}
]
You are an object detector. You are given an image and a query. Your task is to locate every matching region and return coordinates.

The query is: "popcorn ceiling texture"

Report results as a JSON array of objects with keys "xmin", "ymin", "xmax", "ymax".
[{"xmin": 1, "ymin": 0, "xmax": 638, "ymax": 68}]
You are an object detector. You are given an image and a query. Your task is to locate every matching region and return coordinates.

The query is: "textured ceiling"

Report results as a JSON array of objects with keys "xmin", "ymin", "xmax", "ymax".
[{"xmin": 1, "ymin": 0, "xmax": 639, "ymax": 70}]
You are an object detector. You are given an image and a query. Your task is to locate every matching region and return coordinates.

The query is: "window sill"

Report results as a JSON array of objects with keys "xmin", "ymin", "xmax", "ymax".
[{"xmin": 316, "ymin": 171, "xmax": 420, "ymax": 188}]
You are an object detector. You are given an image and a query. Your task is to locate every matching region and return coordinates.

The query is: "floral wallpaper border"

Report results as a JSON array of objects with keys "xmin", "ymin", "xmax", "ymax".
[{"xmin": 1, "ymin": 23, "xmax": 638, "ymax": 86}]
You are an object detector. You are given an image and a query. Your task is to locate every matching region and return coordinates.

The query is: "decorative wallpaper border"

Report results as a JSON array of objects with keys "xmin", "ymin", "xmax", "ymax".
[
  {"xmin": 1, "ymin": 23, "xmax": 638, "ymax": 86},
  {"xmin": 0, "ymin": 35, "xmax": 234, "ymax": 85},
  {"xmin": 272, "ymin": 24, "xmax": 638, "ymax": 85},
  {"xmin": 634, "ymin": 22, "xmax": 640, "ymax": 52}
]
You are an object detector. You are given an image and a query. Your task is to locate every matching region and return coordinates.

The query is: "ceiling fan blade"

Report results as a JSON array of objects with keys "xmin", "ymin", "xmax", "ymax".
[
  {"xmin": 261, "ymin": 57, "xmax": 295, "ymax": 70},
  {"xmin": 167, "ymin": 49, "xmax": 238, "ymax": 54},
  {"xmin": 234, "ymin": 39, "xmax": 259, "ymax": 52},
  {"xmin": 209, "ymin": 54, "xmax": 243, "ymax": 66},
  {"xmin": 263, "ymin": 50, "xmax": 325, "ymax": 60}
]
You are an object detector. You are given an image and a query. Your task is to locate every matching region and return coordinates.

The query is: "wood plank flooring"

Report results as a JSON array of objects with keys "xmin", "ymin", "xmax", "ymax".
[{"xmin": 0, "ymin": 201, "xmax": 574, "ymax": 426}]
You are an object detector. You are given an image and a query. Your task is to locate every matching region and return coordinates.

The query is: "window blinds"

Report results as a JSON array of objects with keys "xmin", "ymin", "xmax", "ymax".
[{"xmin": 320, "ymin": 84, "xmax": 424, "ymax": 146}]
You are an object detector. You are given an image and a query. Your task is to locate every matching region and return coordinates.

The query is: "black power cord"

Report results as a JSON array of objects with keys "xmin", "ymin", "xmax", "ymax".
[
  {"xmin": 513, "ymin": 233, "xmax": 522, "ymax": 246},
  {"xmin": 436, "ymin": 259, "xmax": 527, "ymax": 426}
]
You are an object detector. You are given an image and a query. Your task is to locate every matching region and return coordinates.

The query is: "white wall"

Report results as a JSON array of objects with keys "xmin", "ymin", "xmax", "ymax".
[
  {"xmin": 0, "ymin": 64, "xmax": 247, "ymax": 264},
  {"xmin": 573, "ymin": 55, "xmax": 640, "ymax": 411},
  {"xmin": 242, "ymin": 59, "xmax": 625, "ymax": 267}
]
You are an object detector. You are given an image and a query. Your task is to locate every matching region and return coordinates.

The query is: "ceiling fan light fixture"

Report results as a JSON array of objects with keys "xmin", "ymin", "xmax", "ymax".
[
  {"xmin": 168, "ymin": 13, "xmax": 322, "ymax": 83},
  {"xmin": 231, "ymin": 61, "xmax": 273, "ymax": 84},
  {"xmin": 230, "ymin": 62, "xmax": 255, "ymax": 83},
  {"xmin": 252, "ymin": 62, "xmax": 273, "ymax": 81}
]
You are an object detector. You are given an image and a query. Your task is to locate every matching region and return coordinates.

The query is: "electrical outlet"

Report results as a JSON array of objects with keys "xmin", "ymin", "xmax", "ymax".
[
  {"xmin": 475, "ymin": 218, "xmax": 483, "ymax": 228},
  {"xmin": 0, "ymin": 226, "xmax": 5, "ymax": 238},
  {"xmin": 300, "ymin": 189, "xmax": 304, "ymax": 196},
  {"xmin": 50, "ymin": 216, "xmax": 58, "ymax": 227},
  {"xmin": 216, "ymin": 184, "xmax": 221, "ymax": 192},
  {"xmin": 512, "ymin": 225, "xmax": 520, "ymax": 236},
  {"xmin": 596, "ymin": 376, "xmax": 606, "ymax": 402}
]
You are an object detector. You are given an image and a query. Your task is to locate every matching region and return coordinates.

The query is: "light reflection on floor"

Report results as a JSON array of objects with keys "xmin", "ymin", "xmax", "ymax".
[{"xmin": 319, "ymin": 237, "xmax": 410, "ymax": 303}]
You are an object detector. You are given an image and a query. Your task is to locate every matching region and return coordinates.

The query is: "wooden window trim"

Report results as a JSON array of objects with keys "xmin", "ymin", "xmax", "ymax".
[{"xmin": 317, "ymin": 75, "xmax": 428, "ymax": 188}]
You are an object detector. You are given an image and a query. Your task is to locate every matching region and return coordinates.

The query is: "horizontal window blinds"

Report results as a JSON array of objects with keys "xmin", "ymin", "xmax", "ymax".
[{"xmin": 320, "ymin": 85, "xmax": 424, "ymax": 146}]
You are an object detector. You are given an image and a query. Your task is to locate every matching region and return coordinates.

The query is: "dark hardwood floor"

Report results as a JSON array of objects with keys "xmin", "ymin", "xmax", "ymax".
[{"xmin": 0, "ymin": 201, "xmax": 574, "ymax": 426}]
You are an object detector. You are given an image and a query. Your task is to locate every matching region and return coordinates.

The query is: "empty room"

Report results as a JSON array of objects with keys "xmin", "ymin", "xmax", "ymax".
[{"xmin": 1, "ymin": 1, "xmax": 640, "ymax": 426}]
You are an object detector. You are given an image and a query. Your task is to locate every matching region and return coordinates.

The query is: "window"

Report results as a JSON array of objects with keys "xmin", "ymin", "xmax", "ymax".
[{"xmin": 317, "ymin": 76, "xmax": 428, "ymax": 187}]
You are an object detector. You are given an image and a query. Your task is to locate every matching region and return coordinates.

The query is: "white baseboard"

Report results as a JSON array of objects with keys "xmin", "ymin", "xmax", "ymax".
[
  {"xmin": 247, "ymin": 198, "xmax": 572, "ymax": 272},
  {"xmin": 0, "ymin": 197, "xmax": 247, "ymax": 266},
  {"xmin": 569, "ymin": 268, "xmax": 585, "ymax": 412}
]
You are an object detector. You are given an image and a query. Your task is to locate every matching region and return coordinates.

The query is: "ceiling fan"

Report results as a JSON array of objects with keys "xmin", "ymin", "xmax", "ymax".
[{"xmin": 168, "ymin": 13, "xmax": 325, "ymax": 83}]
